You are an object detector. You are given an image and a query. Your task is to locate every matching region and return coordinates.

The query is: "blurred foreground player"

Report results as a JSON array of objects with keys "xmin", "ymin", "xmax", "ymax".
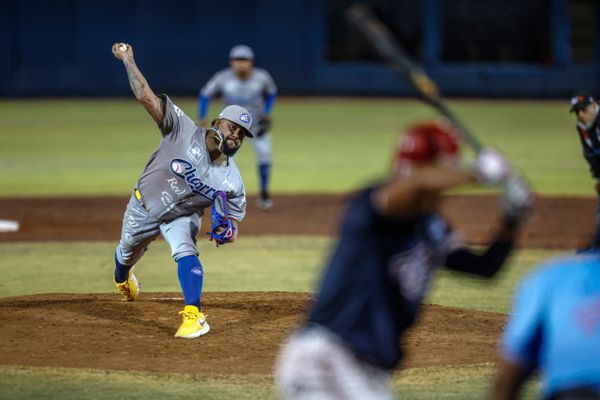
[
  {"xmin": 494, "ymin": 252, "xmax": 600, "ymax": 399},
  {"xmin": 276, "ymin": 122, "xmax": 533, "ymax": 399},
  {"xmin": 570, "ymin": 91, "xmax": 600, "ymax": 252}
]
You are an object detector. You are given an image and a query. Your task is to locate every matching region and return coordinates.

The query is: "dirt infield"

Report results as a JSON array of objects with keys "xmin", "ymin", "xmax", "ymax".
[
  {"xmin": 0, "ymin": 292, "xmax": 505, "ymax": 375},
  {"xmin": 0, "ymin": 193, "xmax": 597, "ymax": 249}
]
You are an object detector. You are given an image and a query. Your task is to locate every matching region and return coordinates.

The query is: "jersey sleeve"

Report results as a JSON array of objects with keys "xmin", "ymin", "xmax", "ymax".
[
  {"xmin": 226, "ymin": 183, "xmax": 247, "ymax": 222},
  {"xmin": 157, "ymin": 94, "xmax": 196, "ymax": 138},
  {"xmin": 500, "ymin": 271, "xmax": 546, "ymax": 371},
  {"xmin": 201, "ymin": 71, "xmax": 224, "ymax": 98},
  {"xmin": 262, "ymin": 70, "xmax": 277, "ymax": 96}
]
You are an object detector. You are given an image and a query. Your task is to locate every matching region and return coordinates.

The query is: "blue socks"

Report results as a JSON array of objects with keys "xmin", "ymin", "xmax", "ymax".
[
  {"xmin": 259, "ymin": 163, "xmax": 271, "ymax": 195},
  {"xmin": 177, "ymin": 255, "xmax": 204, "ymax": 308},
  {"xmin": 114, "ymin": 254, "xmax": 133, "ymax": 283}
]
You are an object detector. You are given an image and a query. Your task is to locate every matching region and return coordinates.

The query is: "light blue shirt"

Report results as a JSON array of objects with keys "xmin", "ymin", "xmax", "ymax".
[{"xmin": 501, "ymin": 254, "xmax": 600, "ymax": 397}]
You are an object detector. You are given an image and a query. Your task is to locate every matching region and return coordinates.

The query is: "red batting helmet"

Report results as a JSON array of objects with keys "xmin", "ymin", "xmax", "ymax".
[{"xmin": 395, "ymin": 122, "xmax": 460, "ymax": 166}]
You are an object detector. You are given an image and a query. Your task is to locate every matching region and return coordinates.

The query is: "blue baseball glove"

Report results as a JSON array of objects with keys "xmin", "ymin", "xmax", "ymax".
[{"xmin": 208, "ymin": 191, "xmax": 235, "ymax": 246}]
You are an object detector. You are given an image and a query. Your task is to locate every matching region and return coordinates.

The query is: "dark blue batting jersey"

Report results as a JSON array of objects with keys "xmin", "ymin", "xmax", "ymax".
[{"xmin": 307, "ymin": 186, "xmax": 455, "ymax": 370}]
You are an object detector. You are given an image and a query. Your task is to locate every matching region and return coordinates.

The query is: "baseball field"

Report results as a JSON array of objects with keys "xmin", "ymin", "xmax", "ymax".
[{"xmin": 0, "ymin": 97, "xmax": 593, "ymax": 399}]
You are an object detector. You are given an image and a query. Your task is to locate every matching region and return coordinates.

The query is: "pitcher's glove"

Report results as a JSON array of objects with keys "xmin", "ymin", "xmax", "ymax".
[
  {"xmin": 208, "ymin": 191, "xmax": 235, "ymax": 246},
  {"xmin": 255, "ymin": 115, "xmax": 272, "ymax": 137}
]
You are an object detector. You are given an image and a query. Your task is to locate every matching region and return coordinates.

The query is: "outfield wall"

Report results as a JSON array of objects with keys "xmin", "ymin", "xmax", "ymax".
[{"xmin": 0, "ymin": 0, "xmax": 598, "ymax": 97}]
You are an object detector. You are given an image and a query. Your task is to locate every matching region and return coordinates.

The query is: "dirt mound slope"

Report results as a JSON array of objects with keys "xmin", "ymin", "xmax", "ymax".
[{"xmin": 0, "ymin": 292, "xmax": 505, "ymax": 375}]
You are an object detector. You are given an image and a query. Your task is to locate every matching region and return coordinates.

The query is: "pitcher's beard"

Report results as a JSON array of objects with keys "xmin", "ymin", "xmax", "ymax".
[{"xmin": 223, "ymin": 140, "xmax": 240, "ymax": 157}]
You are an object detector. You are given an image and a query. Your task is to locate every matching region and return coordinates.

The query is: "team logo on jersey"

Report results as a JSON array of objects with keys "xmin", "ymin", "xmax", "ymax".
[
  {"xmin": 186, "ymin": 140, "xmax": 204, "ymax": 165},
  {"xmin": 239, "ymin": 113, "xmax": 251, "ymax": 124},
  {"xmin": 170, "ymin": 158, "xmax": 218, "ymax": 200}
]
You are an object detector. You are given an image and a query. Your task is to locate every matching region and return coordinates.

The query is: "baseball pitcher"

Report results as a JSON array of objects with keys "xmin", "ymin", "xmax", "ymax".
[
  {"xmin": 198, "ymin": 45, "xmax": 277, "ymax": 209},
  {"xmin": 111, "ymin": 42, "xmax": 252, "ymax": 339}
]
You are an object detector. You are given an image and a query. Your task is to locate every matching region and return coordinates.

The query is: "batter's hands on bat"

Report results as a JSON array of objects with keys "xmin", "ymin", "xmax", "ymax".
[
  {"xmin": 474, "ymin": 148, "xmax": 510, "ymax": 186},
  {"xmin": 198, "ymin": 118, "xmax": 208, "ymax": 128},
  {"xmin": 112, "ymin": 43, "xmax": 133, "ymax": 61},
  {"xmin": 500, "ymin": 174, "xmax": 534, "ymax": 228}
]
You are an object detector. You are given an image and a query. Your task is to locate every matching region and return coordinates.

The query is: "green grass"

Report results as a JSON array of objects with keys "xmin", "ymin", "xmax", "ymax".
[
  {"xmin": 0, "ymin": 97, "xmax": 592, "ymax": 196},
  {"xmin": 0, "ymin": 366, "xmax": 274, "ymax": 400},
  {"xmin": 0, "ymin": 238, "xmax": 564, "ymax": 314},
  {"xmin": 0, "ymin": 364, "xmax": 539, "ymax": 400},
  {"xmin": 394, "ymin": 363, "xmax": 539, "ymax": 399}
]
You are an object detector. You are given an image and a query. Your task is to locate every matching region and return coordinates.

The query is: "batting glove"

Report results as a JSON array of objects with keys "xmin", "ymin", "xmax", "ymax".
[{"xmin": 474, "ymin": 148, "xmax": 509, "ymax": 186}]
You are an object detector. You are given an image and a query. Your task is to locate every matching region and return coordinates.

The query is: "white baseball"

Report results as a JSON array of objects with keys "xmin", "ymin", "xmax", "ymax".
[{"xmin": 119, "ymin": 44, "xmax": 127, "ymax": 52}]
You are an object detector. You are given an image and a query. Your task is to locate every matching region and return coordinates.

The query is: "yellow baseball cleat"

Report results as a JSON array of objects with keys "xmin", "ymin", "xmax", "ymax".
[
  {"xmin": 113, "ymin": 267, "xmax": 140, "ymax": 301},
  {"xmin": 174, "ymin": 305, "xmax": 210, "ymax": 339}
]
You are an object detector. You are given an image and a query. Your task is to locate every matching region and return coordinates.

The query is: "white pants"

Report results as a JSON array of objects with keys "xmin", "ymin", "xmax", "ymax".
[
  {"xmin": 250, "ymin": 131, "xmax": 272, "ymax": 165},
  {"xmin": 275, "ymin": 326, "xmax": 395, "ymax": 400},
  {"xmin": 116, "ymin": 194, "xmax": 201, "ymax": 266}
]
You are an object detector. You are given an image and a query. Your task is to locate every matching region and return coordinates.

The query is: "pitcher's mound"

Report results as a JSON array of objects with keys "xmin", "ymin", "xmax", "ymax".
[{"xmin": 0, "ymin": 292, "xmax": 505, "ymax": 374}]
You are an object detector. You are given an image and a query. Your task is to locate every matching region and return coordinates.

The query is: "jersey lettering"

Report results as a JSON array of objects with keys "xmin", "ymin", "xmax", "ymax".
[
  {"xmin": 167, "ymin": 178, "xmax": 186, "ymax": 195},
  {"xmin": 170, "ymin": 159, "xmax": 217, "ymax": 200}
]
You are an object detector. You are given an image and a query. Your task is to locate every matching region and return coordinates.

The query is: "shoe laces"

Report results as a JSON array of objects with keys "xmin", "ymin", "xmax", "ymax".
[{"xmin": 178, "ymin": 309, "xmax": 199, "ymax": 322}]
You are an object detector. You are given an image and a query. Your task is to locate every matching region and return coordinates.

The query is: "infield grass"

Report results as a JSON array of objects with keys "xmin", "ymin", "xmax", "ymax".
[
  {"xmin": 0, "ymin": 238, "xmax": 564, "ymax": 313},
  {"xmin": 0, "ymin": 97, "xmax": 591, "ymax": 196},
  {"xmin": 0, "ymin": 364, "xmax": 538, "ymax": 400}
]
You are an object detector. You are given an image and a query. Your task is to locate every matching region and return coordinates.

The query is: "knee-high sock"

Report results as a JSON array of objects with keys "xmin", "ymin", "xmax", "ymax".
[
  {"xmin": 177, "ymin": 255, "xmax": 203, "ymax": 308},
  {"xmin": 259, "ymin": 163, "xmax": 271, "ymax": 195},
  {"xmin": 114, "ymin": 253, "xmax": 133, "ymax": 283}
]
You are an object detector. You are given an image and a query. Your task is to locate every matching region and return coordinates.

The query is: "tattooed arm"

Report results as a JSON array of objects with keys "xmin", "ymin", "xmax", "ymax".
[{"xmin": 111, "ymin": 43, "xmax": 164, "ymax": 124}]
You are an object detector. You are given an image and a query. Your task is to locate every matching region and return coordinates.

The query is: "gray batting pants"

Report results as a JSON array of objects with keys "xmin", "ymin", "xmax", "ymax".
[{"xmin": 115, "ymin": 193, "xmax": 201, "ymax": 266}]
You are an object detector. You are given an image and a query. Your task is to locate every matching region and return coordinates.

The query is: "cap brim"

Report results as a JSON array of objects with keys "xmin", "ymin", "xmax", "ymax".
[{"xmin": 245, "ymin": 130, "xmax": 254, "ymax": 138}]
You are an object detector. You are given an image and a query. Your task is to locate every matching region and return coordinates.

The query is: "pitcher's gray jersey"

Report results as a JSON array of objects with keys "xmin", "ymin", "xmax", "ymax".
[
  {"xmin": 201, "ymin": 68, "xmax": 277, "ymax": 131},
  {"xmin": 136, "ymin": 95, "xmax": 247, "ymax": 222}
]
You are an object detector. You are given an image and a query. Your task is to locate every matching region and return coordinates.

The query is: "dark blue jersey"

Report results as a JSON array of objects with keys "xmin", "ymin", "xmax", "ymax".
[{"xmin": 308, "ymin": 186, "xmax": 454, "ymax": 370}]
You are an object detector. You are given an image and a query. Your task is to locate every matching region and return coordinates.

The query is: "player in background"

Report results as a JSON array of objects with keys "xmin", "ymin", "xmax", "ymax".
[
  {"xmin": 198, "ymin": 45, "xmax": 277, "ymax": 210},
  {"xmin": 111, "ymin": 42, "xmax": 253, "ymax": 339},
  {"xmin": 275, "ymin": 122, "xmax": 533, "ymax": 399},
  {"xmin": 493, "ymin": 253, "xmax": 600, "ymax": 399},
  {"xmin": 570, "ymin": 91, "xmax": 600, "ymax": 253}
]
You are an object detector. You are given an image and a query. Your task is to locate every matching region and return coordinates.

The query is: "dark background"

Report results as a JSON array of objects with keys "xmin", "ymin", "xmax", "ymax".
[{"xmin": 1, "ymin": 0, "xmax": 598, "ymax": 97}]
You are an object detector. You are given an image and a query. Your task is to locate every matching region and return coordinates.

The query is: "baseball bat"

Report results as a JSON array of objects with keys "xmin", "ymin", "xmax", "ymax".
[{"xmin": 345, "ymin": 4, "xmax": 483, "ymax": 153}]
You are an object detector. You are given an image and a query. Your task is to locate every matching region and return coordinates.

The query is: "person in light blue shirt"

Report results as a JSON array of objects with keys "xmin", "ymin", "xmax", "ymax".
[{"xmin": 495, "ymin": 254, "xmax": 600, "ymax": 400}]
